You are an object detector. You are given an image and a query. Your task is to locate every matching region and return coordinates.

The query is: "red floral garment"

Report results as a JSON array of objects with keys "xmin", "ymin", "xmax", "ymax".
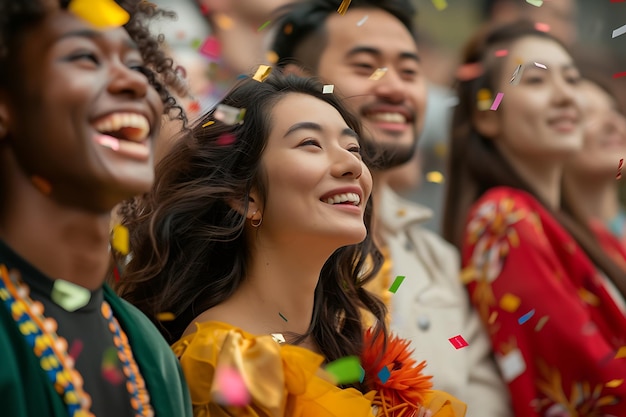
[{"xmin": 461, "ymin": 187, "xmax": 626, "ymax": 417}]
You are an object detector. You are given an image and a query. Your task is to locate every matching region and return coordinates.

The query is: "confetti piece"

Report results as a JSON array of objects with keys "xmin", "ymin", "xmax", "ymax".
[
  {"xmin": 51, "ymin": 279, "xmax": 91, "ymax": 312},
  {"xmin": 356, "ymin": 15, "xmax": 369, "ymax": 26},
  {"xmin": 477, "ymin": 88, "xmax": 493, "ymax": 111},
  {"xmin": 606, "ymin": 379, "xmax": 624, "ymax": 388},
  {"xmin": 214, "ymin": 13, "xmax": 234, "ymax": 30},
  {"xmin": 616, "ymin": 346, "xmax": 626, "ymax": 359},
  {"xmin": 526, "ymin": 0, "xmax": 544, "ymax": 6},
  {"xmin": 111, "ymin": 224, "xmax": 129, "ymax": 255},
  {"xmin": 322, "ymin": 84, "xmax": 335, "ymax": 94},
  {"xmin": 517, "ymin": 309, "xmax": 535, "ymax": 324},
  {"xmin": 69, "ymin": 0, "xmax": 130, "ymax": 28},
  {"xmin": 325, "ymin": 356, "xmax": 362, "ymax": 384},
  {"xmin": 495, "ymin": 49, "xmax": 509, "ymax": 57},
  {"xmin": 213, "ymin": 366, "xmax": 250, "ymax": 407},
  {"xmin": 457, "ymin": 62, "xmax": 484, "ymax": 81},
  {"xmin": 202, "ymin": 120, "xmax": 215, "ymax": 128},
  {"xmin": 534, "ymin": 22, "xmax": 551, "ymax": 33},
  {"xmin": 216, "ymin": 133, "xmax": 236, "ymax": 146},
  {"xmin": 369, "ymin": 67, "xmax": 388, "ymax": 81},
  {"xmin": 199, "ymin": 36, "xmax": 221, "ymax": 60},
  {"xmin": 448, "ymin": 335, "xmax": 469, "ymax": 349},
  {"xmin": 388, "ymin": 275, "xmax": 405, "ymax": 293},
  {"xmin": 500, "ymin": 293, "xmax": 521, "ymax": 312},
  {"xmin": 156, "ymin": 312, "xmax": 175, "ymax": 321},
  {"xmin": 337, "ymin": 0, "xmax": 352, "ymax": 15},
  {"xmin": 490, "ymin": 92, "xmax": 504, "ymax": 111},
  {"xmin": 68, "ymin": 340, "xmax": 84, "ymax": 361},
  {"xmin": 534, "ymin": 62, "xmax": 547, "ymax": 69},
  {"xmin": 496, "ymin": 348, "xmax": 526, "ymax": 382},
  {"xmin": 271, "ymin": 333, "xmax": 285, "ymax": 343},
  {"xmin": 612, "ymin": 24, "xmax": 626, "ymax": 38},
  {"xmin": 432, "ymin": 0, "xmax": 448, "ymax": 11},
  {"xmin": 488, "ymin": 311, "xmax": 498, "ymax": 325},
  {"xmin": 252, "ymin": 64, "xmax": 272, "ymax": 82},
  {"xmin": 279, "ymin": 312, "xmax": 288, "ymax": 322},
  {"xmin": 617, "ymin": 158, "xmax": 623, "ymax": 180},
  {"xmin": 266, "ymin": 50, "xmax": 279, "ymax": 64},
  {"xmin": 31, "ymin": 175, "xmax": 52, "ymax": 195},
  {"xmin": 426, "ymin": 171, "xmax": 444, "ymax": 184},
  {"xmin": 613, "ymin": 71, "xmax": 626, "ymax": 79},
  {"xmin": 510, "ymin": 64, "xmax": 524, "ymax": 85},
  {"xmin": 378, "ymin": 366, "xmax": 391, "ymax": 384},
  {"xmin": 359, "ymin": 365, "xmax": 365, "ymax": 383},
  {"xmin": 214, "ymin": 104, "xmax": 246, "ymax": 125},
  {"xmin": 283, "ymin": 23, "xmax": 293, "ymax": 35},
  {"xmin": 102, "ymin": 347, "xmax": 124, "ymax": 385},
  {"xmin": 258, "ymin": 20, "xmax": 271, "ymax": 32},
  {"xmin": 534, "ymin": 315, "xmax": 549, "ymax": 331},
  {"xmin": 578, "ymin": 288, "xmax": 600, "ymax": 306}
]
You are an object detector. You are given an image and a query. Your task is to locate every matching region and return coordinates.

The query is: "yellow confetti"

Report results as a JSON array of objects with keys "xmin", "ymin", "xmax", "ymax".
[
  {"xmin": 202, "ymin": 120, "xmax": 215, "ymax": 128},
  {"xmin": 578, "ymin": 288, "xmax": 600, "ymax": 306},
  {"xmin": 477, "ymin": 88, "xmax": 493, "ymax": 111},
  {"xmin": 156, "ymin": 312, "xmax": 176, "ymax": 321},
  {"xmin": 606, "ymin": 379, "xmax": 624, "ymax": 388},
  {"xmin": 337, "ymin": 0, "xmax": 352, "ymax": 15},
  {"xmin": 214, "ymin": 13, "xmax": 234, "ymax": 30},
  {"xmin": 252, "ymin": 65, "xmax": 272, "ymax": 82},
  {"xmin": 369, "ymin": 67, "xmax": 388, "ymax": 81},
  {"xmin": 499, "ymin": 293, "xmax": 521, "ymax": 313},
  {"xmin": 111, "ymin": 224, "xmax": 129, "ymax": 255},
  {"xmin": 534, "ymin": 315, "xmax": 549, "ymax": 332},
  {"xmin": 426, "ymin": 171, "xmax": 444, "ymax": 184},
  {"xmin": 68, "ymin": 0, "xmax": 130, "ymax": 28},
  {"xmin": 615, "ymin": 346, "xmax": 626, "ymax": 359},
  {"xmin": 266, "ymin": 50, "xmax": 279, "ymax": 64},
  {"xmin": 432, "ymin": 0, "xmax": 448, "ymax": 11}
]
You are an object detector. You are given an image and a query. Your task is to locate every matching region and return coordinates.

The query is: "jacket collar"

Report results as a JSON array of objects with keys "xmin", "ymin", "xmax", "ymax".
[{"xmin": 379, "ymin": 185, "xmax": 433, "ymax": 233}]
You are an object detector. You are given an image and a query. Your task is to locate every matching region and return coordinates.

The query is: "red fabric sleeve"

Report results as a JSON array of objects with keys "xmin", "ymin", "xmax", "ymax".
[{"xmin": 461, "ymin": 188, "xmax": 626, "ymax": 417}]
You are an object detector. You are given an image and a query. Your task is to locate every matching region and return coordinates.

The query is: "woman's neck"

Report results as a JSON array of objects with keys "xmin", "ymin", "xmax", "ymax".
[
  {"xmin": 566, "ymin": 173, "xmax": 620, "ymax": 222},
  {"xmin": 0, "ymin": 188, "xmax": 112, "ymax": 291}
]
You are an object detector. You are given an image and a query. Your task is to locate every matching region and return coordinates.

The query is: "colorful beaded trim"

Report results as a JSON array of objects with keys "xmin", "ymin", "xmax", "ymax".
[{"xmin": 0, "ymin": 264, "xmax": 153, "ymax": 417}]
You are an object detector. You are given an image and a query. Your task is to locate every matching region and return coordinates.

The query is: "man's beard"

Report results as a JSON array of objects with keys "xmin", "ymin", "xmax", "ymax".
[{"xmin": 360, "ymin": 132, "xmax": 418, "ymax": 171}]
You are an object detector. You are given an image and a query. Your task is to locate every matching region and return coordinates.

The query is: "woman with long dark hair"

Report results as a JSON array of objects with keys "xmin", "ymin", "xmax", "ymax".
[
  {"xmin": 443, "ymin": 20, "xmax": 626, "ymax": 417},
  {"xmin": 119, "ymin": 71, "xmax": 466, "ymax": 417}
]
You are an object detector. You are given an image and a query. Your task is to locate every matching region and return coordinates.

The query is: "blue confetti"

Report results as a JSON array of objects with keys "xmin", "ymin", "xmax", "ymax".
[
  {"xmin": 518, "ymin": 309, "xmax": 535, "ymax": 325},
  {"xmin": 378, "ymin": 366, "xmax": 390, "ymax": 384},
  {"xmin": 359, "ymin": 365, "xmax": 365, "ymax": 383}
]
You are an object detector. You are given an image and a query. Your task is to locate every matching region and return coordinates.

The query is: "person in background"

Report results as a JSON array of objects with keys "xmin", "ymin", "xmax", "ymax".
[
  {"xmin": 563, "ymin": 75, "xmax": 626, "ymax": 268},
  {"xmin": 443, "ymin": 19, "xmax": 626, "ymax": 416},
  {"xmin": 118, "ymin": 72, "xmax": 465, "ymax": 417},
  {"xmin": 271, "ymin": 1, "xmax": 512, "ymax": 416},
  {"xmin": 0, "ymin": 0, "xmax": 192, "ymax": 416}
]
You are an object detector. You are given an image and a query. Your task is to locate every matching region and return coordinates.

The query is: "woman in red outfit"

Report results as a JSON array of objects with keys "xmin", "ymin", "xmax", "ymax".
[{"xmin": 443, "ymin": 21, "xmax": 626, "ymax": 417}]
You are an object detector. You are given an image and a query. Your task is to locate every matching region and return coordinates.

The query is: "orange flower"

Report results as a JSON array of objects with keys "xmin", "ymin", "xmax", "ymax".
[{"xmin": 361, "ymin": 329, "xmax": 433, "ymax": 416}]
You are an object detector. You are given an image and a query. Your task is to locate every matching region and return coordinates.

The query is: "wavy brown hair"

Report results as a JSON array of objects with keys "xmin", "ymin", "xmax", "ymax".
[
  {"xmin": 442, "ymin": 20, "xmax": 626, "ymax": 299},
  {"xmin": 117, "ymin": 72, "xmax": 387, "ymax": 393},
  {"xmin": 0, "ymin": 0, "xmax": 187, "ymax": 122}
]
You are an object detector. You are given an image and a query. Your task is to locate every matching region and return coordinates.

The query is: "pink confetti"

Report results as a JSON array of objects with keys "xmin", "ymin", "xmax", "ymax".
[
  {"xmin": 448, "ymin": 335, "xmax": 469, "ymax": 349},
  {"xmin": 216, "ymin": 133, "xmax": 236, "ymax": 146},
  {"xmin": 199, "ymin": 36, "xmax": 221, "ymax": 60},
  {"xmin": 534, "ymin": 22, "xmax": 551, "ymax": 33},
  {"xmin": 490, "ymin": 92, "xmax": 504, "ymax": 111},
  {"xmin": 495, "ymin": 49, "xmax": 509, "ymax": 57},
  {"xmin": 213, "ymin": 366, "xmax": 250, "ymax": 407}
]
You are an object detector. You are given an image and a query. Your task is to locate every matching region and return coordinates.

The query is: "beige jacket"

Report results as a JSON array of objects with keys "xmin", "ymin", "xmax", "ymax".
[{"xmin": 380, "ymin": 186, "xmax": 512, "ymax": 417}]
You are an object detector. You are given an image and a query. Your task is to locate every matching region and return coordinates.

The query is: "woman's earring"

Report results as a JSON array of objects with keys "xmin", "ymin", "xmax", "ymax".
[{"xmin": 250, "ymin": 210, "xmax": 263, "ymax": 227}]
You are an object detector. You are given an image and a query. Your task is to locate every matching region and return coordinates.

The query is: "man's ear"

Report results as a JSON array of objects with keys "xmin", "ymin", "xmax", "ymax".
[
  {"xmin": 473, "ymin": 108, "xmax": 501, "ymax": 140},
  {"xmin": 282, "ymin": 63, "xmax": 311, "ymax": 77}
]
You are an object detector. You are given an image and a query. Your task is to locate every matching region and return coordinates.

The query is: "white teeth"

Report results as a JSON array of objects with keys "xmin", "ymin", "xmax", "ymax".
[
  {"xmin": 93, "ymin": 112, "xmax": 150, "ymax": 142},
  {"xmin": 368, "ymin": 112, "xmax": 407, "ymax": 123},
  {"xmin": 324, "ymin": 193, "xmax": 360, "ymax": 206}
]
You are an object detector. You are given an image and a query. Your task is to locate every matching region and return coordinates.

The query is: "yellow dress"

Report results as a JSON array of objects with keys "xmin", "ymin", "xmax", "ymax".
[{"xmin": 172, "ymin": 321, "xmax": 466, "ymax": 417}]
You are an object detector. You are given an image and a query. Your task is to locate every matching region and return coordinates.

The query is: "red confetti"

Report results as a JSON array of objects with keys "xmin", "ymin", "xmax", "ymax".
[
  {"xmin": 613, "ymin": 71, "xmax": 626, "ymax": 79},
  {"xmin": 68, "ymin": 340, "xmax": 84, "ymax": 361},
  {"xmin": 216, "ymin": 133, "xmax": 236, "ymax": 146},
  {"xmin": 456, "ymin": 62, "xmax": 484, "ymax": 81},
  {"xmin": 448, "ymin": 335, "xmax": 469, "ymax": 349},
  {"xmin": 199, "ymin": 36, "xmax": 221, "ymax": 60},
  {"xmin": 617, "ymin": 158, "xmax": 624, "ymax": 180}
]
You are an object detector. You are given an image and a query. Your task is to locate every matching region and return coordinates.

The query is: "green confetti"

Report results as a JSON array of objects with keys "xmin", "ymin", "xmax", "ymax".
[
  {"xmin": 325, "ymin": 356, "xmax": 362, "ymax": 384},
  {"xmin": 257, "ymin": 20, "xmax": 271, "ymax": 32},
  {"xmin": 51, "ymin": 279, "xmax": 91, "ymax": 312},
  {"xmin": 388, "ymin": 275, "xmax": 405, "ymax": 294},
  {"xmin": 191, "ymin": 38, "xmax": 202, "ymax": 49}
]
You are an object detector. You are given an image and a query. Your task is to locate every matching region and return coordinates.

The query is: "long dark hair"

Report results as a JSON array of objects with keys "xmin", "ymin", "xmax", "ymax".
[
  {"xmin": 0, "ymin": 0, "xmax": 186, "ymax": 122},
  {"xmin": 117, "ymin": 72, "xmax": 387, "ymax": 391},
  {"xmin": 442, "ymin": 20, "xmax": 626, "ymax": 299}
]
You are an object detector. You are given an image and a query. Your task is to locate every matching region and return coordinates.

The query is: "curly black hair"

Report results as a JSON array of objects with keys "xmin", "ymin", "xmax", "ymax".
[{"xmin": 0, "ymin": 0, "xmax": 187, "ymax": 123}]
